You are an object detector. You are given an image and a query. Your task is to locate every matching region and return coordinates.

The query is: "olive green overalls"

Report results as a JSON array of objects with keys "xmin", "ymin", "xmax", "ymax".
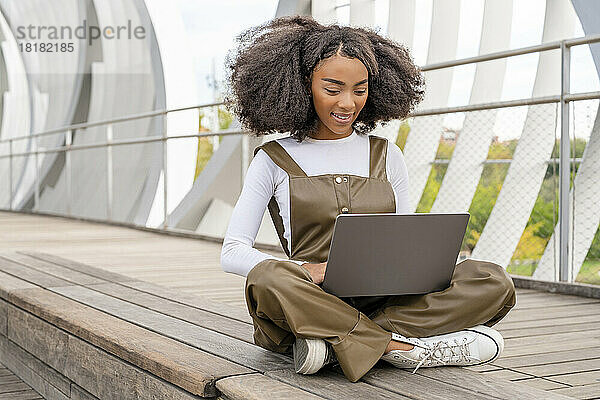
[{"xmin": 245, "ymin": 136, "xmax": 516, "ymax": 382}]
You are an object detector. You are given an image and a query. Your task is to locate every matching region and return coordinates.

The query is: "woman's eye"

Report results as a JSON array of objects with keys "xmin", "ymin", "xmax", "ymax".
[
  {"xmin": 355, "ymin": 90, "xmax": 367, "ymax": 95},
  {"xmin": 325, "ymin": 89, "xmax": 339, "ymax": 94}
]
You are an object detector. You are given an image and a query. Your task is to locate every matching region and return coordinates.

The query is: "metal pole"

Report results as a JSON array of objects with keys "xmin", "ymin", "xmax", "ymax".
[
  {"xmin": 66, "ymin": 130, "xmax": 72, "ymax": 216},
  {"xmin": 559, "ymin": 41, "xmax": 571, "ymax": 282},
  {"xmin": 162, "ymin": 116, "xmax": 168, "ymax": 229},
  {"xmin": 8, "ymin": 139, "xmax": 13, "ymax": 210},
  {"xmin": 34, "ymin": 135, "xmax": 39, "ymax": 211},
  {"xmin": 106, "ymin": 124, "xmax": 113, "ymax": 221}
]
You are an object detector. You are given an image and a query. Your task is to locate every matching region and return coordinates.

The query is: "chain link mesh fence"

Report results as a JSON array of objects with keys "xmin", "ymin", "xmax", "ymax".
[{"xmin": 395, "ymin": 101, "xmax": 600, "ymax": 286}]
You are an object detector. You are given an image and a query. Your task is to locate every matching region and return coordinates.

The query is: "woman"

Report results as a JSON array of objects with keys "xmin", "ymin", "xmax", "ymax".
[{"xmin": 221, "ymin": 16, "xmax": 515, "ymax": 383}]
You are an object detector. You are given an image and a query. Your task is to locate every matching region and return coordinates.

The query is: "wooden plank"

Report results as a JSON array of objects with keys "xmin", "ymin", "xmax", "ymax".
[
  {"xmin": 0, "ymin": 253, "xmax": 256, "ymax": 345},
  {"xmin": 465, "ymin": 364, "xmax": 503, "ymax": 373},
  {"xmin": 0, "ymin": 375, "xmax": 19, "ymax": 384},
  {"xmin": 543, "ymin": 370, "xmax": 600, "ymax": 386},
  {"xmin": 71, "ymin": 383, "xmax": 100, "ymax": 400},
  {"xmin": 0, "ymin": 272, "xmax": 37, "ymax": 300},
  {"xmin": 498, "ymin": 321, "xmax": 600, "ymax": 339},
  {"xmin": 413, "ymin": 367, "xmax": 574, "ymax": 399},
  {"xmin": 0, "ymin": 330, "xmax": 73, "ymax": 397},
  {"xmin": 504, "ymin": 330, "xmax": 600, "ymax": 348},
  {"xmin": 0, "ymin": 258, "xmax": 73, "ymax": 289},
  {"xmin": 0, "ymin": 390, "xmax": 43, "ymax": 399},
  {"xmin": 0, "ymin": 382, "xmax": 31, "ymax": 394},
  {"xmin": 494, "ymin": 347, "xmax": 600, "ymax": 368},
  {"xmin": 66, "ymin": 334, "xmax": 207, "ymax": 400},
  {"xmin": 495, "ymin": 314, "xmax": 600, "ymax": 331},
  {"xmin": 361, "ymin": 365, "xmax": 497, "ymax": 400},
  {"xmin": 513, "ymin": 297, "xmax": 599, "ymax": 310},
  {"xmin": 501, "ymin": 338, "xmax": 600, "ymax": 358},
  {"xmin": 83, "ymin": 282, "xmax": 255, "ymax": 343},
  {"xmin": 516, "ymin": 358, "xmax": 600, "ymax": 377},
  {"xmin": 51, "ymin": 285, "xmax": 291, "ymax": 373},
  {"xmin": 480, "ymin": 369, "xmax": 534, "ymax": 381},
  {"xmin": 3, "ymin": 254, "xmax": 106, "ymax": 285},
  {"xmin": 514, "ymin": 378, "xmax": 570, "ymax": 391},
  {"xmin": 5, "ymin": 288, "xmax": 252, "ymax": 397},
  {"xmin": 23, "ymin": 252, "xmax": 252, "ymax": 324},
  {"xmin": 215, "ymin": 374, "xmax": 324, "ymax": 400},
  {"xmin": 266, "ymin": 368, "xmax": 411, "ymax": 399},
  {"xmin": 19, "ymin": 252, "xmax": 141, "ymax": 284},
  {"xmin": 551, "ymin": 382, "xmax": 600, "ymax": 399},
  {"xmin": 6, "ymin": 302, "xmax": 69, "ymax": 374},
  {"xmin": 0, "ymin": 300, "xmax": 5, "ymax": 337},
  {"xmin": 0, "ymin": 371, "xmax": 10, "ymax": 378},
  {"xmin": 500, "ymin": 303, "xmax": 600, "ymax": 323}
]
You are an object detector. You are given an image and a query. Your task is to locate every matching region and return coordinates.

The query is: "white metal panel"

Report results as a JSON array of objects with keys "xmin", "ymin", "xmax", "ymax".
[
  {"xmin": 402, "ymin": 0, "xmax": 460, "ymax": 211},
  {"xmin": 311, "ymin": 0, "xmax": 336, "ymax": 25},
  {"xmin": 535, "ymin": 0, "xmax": 600, "ymax": 281},
  {"xmin": 350, "ymin": 0, "xmax": 374, "ymax": 27},
  {"xmin": 387, "ymin": 0, "xmax": 416, "ymax": 51},
  {"xmin": 472, "ymin": 0, "xmax": 578, "ymax": 270},
  {"xmin": 0, "ymin": 10, "xmax": 30, "ymax": 208},
  {"xmin": 431, "ymin": 0, "xmax": 513, "ymax": 214}
]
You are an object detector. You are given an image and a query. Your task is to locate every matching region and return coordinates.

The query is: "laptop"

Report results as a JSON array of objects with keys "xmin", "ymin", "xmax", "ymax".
[{"xmin": 321, "ymin": 213, "xmax": 470, "ymax": 297}]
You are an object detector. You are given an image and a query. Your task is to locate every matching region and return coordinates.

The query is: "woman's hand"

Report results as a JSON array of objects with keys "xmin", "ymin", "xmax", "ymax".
[{"xmin": 301, "ymin": 262, "xmax": 327, "ymax": 285}]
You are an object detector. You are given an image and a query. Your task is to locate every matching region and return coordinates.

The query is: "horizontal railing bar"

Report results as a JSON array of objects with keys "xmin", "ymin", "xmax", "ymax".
[
  {"xmin": 0, "ymin": 101, "xmax": 227, "ymax": 144},
  {"xmin": 2, "ymin": 89, "xmax": 599, "ymax": 159},
  {"xmin": 0, "ymin": 129, "xmax": 247, "ymax": 159},
  {"xmin": 411, "ymin": 95, "xmax": 560, "ymax": 116},
  {"xmin": 421, "ymin": 33, "xmax": 600, "ymax": 72},
  {"xmin": 431, "ymin": 158, "xmax": 583, "ymax": 165},
  {"xmin": 2, "ymin": 35, "xmax": 599, "ymax": 144},
  {"xmin": 411, "ymin": 91, "xmax": 600, "ymax": 116}
]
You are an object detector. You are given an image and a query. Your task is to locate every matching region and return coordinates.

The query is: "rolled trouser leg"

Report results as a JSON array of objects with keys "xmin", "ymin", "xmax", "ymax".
[
  {"xmin": 245, "ymin": 259, "xmax": 391, "ymax": 382},
  {"xmin": 370, "ymin": 259, "xmax": 516, "ymax": 338}
]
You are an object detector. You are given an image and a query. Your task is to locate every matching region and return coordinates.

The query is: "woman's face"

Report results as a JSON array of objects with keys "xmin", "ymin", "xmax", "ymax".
[{"xmin": 310, "ymin": 54, "xmax": 369, "ymax": 139}]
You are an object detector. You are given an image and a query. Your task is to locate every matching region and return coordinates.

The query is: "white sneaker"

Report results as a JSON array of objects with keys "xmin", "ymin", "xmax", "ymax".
[
  {"xmin": 381, "ymin": 325, "xmax": 504, "ymax": 373},
  {"xmin": 293, "ymin": 337, "xmax": 338, "ymax": 374}
]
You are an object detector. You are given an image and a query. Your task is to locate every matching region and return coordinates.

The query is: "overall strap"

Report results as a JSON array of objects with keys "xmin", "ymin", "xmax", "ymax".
[
  {"xmin": 253, "ymin": 140, "xmax": 308, "ymax": 178},
  {"xmin": 369, "ymin": 135, "xmax": 389, "ymax": 180}
]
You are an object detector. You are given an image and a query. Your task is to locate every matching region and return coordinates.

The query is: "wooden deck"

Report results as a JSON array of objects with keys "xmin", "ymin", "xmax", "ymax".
[
  {"xmin": 0, "ymin": 361, "xmax": 43, "ymax": 399},
  {"xmin": 2, "ymin": 211, "xmax": 600, "ymax": 399}
]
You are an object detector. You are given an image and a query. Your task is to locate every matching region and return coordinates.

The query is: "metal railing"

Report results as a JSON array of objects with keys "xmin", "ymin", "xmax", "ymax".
[{"xmin": 2, "ymin": 33, "xmax": 600, "ymax": 283}]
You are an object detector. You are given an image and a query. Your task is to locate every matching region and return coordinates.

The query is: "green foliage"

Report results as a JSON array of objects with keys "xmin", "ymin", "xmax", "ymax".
[
  {"xmin": 416, "ymin": 165, "xmax": 446, "ymax": 213},
  {"xmin": 463, "ymin": 167, "xmax": 507, "ymax": 251},
  {"xmin": 396, "ymin": 120, "xmax": 410, "ymax": 151}
]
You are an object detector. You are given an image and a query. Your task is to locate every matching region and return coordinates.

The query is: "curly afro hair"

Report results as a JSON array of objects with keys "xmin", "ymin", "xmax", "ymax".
[{"xmin": 225, "ymin": 15, "xmax": 425, "ymax": 142}]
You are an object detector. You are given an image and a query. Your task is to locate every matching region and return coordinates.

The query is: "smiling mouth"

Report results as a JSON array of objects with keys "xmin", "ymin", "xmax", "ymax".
[{"xmin": 331, "ymin": 112, "xmax": 353, "ymax": 123}]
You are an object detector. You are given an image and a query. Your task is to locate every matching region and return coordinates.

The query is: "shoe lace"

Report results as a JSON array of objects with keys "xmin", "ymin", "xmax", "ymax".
[{"xmin": 410, "ymin": 337, "xmax": 481, "ymax": 374}]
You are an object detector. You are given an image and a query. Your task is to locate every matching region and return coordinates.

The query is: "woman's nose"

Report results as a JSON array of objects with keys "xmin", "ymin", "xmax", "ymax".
[{"xmin": 338, "ymin": 92, "xmax": 354, "ymax": 110}]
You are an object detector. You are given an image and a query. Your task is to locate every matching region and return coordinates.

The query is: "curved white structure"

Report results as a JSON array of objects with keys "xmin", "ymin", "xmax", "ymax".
[
  {"xmin": 2, "ymin": 0, "xmax": 599, "ymax": 284},
  {"xmin": 472, "ymin": 0, "xmax": 578, "ymax": 268},
  {"xmin": 430, "ymin": 0, "xmax": 513, "ymax": 214},
  {"xmin": 402, "ymin": 0, "xmax": 461, "ymax": 211}
]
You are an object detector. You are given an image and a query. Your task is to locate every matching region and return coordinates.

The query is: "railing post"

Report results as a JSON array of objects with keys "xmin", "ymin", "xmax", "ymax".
[
  {"xmin": 8, "ymin": 139, "xmax": 13, "ymax": 210},
  {"xmin": 66, "ymin": 130, "xmax": 72, "ymax": 216},
  {"xmin": 559, "ymin": 40, "xmax": 571, "ymax": 282},
  {"xmin": 106, "ymin": 124, "xmax": 113, "ymax": 221},
  {"xmin": 162, "ymin": 115, "xmax": 168, "ymax": 229},
  {"xmin": 34, "ymin": 135, "xmax": 39, "ymax": 212}
]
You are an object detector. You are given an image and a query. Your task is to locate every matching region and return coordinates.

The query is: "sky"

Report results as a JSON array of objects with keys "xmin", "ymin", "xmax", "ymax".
[{"xmin": 184, "ymin": 0, "xmax": 599, "ymax": 140}]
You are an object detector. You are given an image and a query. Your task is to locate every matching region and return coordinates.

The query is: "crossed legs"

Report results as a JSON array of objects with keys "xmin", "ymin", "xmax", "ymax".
[{"xmin": 244, "ymin": 258, "xmax": 515, "ymax": 382}]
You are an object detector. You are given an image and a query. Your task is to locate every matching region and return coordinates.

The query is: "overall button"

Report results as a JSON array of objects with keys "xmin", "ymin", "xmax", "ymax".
[
  {"xmin": 335, "ymin": 176, "xmax": 342, "ymax": 184},
  {"xmin": 341, "ymin": 207, "xmax": 349, "ymax": 213},
  {"xmin": 342, "ymin": 177, "xmax": 348, "ymax": 183}
]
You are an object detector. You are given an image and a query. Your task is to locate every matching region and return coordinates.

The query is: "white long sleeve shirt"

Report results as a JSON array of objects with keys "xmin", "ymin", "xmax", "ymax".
[{"xmin": 220, "ymin": 131, "xmax": 410, "ymax": 277}]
